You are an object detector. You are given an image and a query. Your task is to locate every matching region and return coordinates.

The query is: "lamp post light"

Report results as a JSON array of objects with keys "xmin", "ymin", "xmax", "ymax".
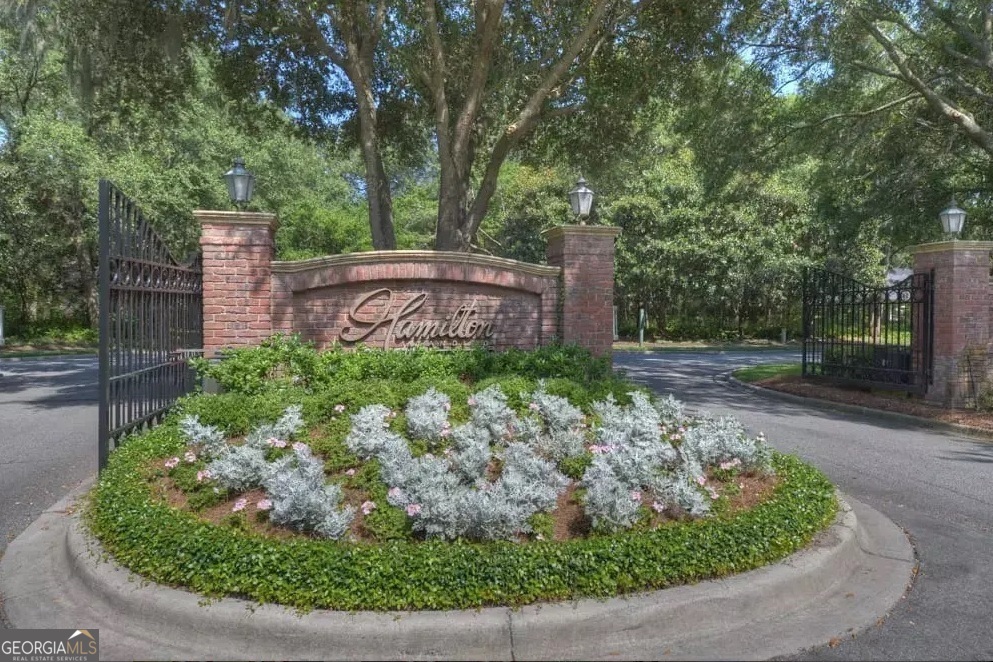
[
  {"xmin": 568, "ymin": 176, "xmax": 594, "ymax": 225},
  {"xmin": 224, "ymin": 157, "xmax": 255, "ymax": 208},
  {"xmin": 938, "ymin": 197, "xmax": 966, "ymax": 239}
]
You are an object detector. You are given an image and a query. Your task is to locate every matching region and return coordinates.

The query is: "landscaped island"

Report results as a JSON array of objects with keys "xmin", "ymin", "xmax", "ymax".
[{"xmin": 87, "ymin": 337, "xmax": 837, "ymax": 611}]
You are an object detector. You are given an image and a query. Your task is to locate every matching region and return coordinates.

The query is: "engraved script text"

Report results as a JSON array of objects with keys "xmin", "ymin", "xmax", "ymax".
[{"xmin": 339, "ymin": 288, "xmax": 495, "ymax": 349}]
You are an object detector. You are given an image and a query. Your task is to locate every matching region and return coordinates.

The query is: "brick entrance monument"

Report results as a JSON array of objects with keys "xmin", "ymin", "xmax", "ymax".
[{"xmin": 196, "ymin": 210, "xmax": 621, "ymax": 359}]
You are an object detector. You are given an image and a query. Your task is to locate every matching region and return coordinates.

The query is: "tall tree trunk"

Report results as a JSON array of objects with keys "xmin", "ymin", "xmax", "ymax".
[
  {"xmin": 309, "ymin": 4, "xmax": 397, "ymax": 249},
  {"xmin": 435, "ymin": 175, "xmax": 470, "ymax": 251},
  {"xmin": 356, "ymin": 99, "xmax": 396, "ymax": 249},
  {"xmin": 422, "ymin": 0, "xmax": 612, "ymax": 252}
]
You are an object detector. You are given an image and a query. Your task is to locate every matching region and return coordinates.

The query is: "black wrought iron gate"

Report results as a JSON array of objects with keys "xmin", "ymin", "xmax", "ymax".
[
  {"xmin": 802, "ymin": 268, "xmax": 933, "ymax": 394},
  {"xmin": 98, "ymin": 180, "xmax": 203, "ymax": 470}
]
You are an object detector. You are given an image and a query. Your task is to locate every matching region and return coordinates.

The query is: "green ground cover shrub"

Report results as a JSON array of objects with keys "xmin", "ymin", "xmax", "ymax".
[
  {"xmin": 88, "ymin": 427, "xmax": 835, "ymax": 610},
  {"xmin": 87, "ymin": 341, "xmax": 836, "ymax": 611},
  {"xmin": 190, "ymin": 335, "xmax": 616, "ymax": 395}
]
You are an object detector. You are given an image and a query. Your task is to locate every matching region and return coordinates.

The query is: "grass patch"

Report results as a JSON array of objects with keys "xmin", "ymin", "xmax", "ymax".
[{"xmin": 733, "ymin": 363, "xmax": 802, "ymax": 383}]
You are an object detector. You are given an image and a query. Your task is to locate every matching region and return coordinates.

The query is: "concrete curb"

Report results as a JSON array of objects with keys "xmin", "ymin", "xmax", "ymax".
[
  {"xmin": 726, "ymin": 372, "xmax": 993, "ymax": 443},
  {"xmin": 0, "ymin": 481, "xmax": 915, "ymax": 661}
]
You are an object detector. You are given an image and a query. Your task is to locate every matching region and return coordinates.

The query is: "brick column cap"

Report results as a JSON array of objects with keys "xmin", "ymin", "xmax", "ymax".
[
  {"xmin": 909, "ymin": 240, "xmax": 993, "ymax": 255},
  {"xmin": 194, "ymin": 209, "xmax": 279, "ymax": 230},
  {"xmin": 542, "ymin": 225, "xmax": 621, "ymax": 241}
]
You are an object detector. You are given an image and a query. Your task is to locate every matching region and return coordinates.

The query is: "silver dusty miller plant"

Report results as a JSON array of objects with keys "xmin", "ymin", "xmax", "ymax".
[
  {"xmin": 347, "ymin": 386, "xmax": 569, "ymax": 541},
  {"xmin": 178, "ymin": 415, "xmax": 227, "ymax": 458},
  {"xmin": 580, "ymin": 391, "xmax": 771, "ymax": 531},
  {"xmin": 193, "ymin": 407, "xmax": 358, "ymax": 538},
  {"xmin": 344, "ymin": 384, "xmax": 773, "ymax": 539},
  {"xmin": 517, "ymin": 382, "xmax": 587, "ymax": 462},
  {"xmin": 405, "ymin": 387, "xmax": 452, "ymax": 444},
  {"xmin": 384, "ymin": 442, "xmax": 567, "ymax": 541},
  {"xmin": 679, "ymin": 415, "xmax": 773, "ymax": 477},
  {"xmin": 207, "ymin": 445, "xmax": 270, "ymax": 492},
  {"xmin": 244, "ymin": 404, "xmax": 305, "ymax": 449},
  {"xmin": 263, "ymin": 444, "xmax": 354, "ymax": 539}
]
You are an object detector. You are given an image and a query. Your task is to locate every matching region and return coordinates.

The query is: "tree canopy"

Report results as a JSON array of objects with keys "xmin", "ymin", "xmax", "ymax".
[{"xmin": 3, "ymin": 0, "xmax": 993, "ymax": 341}]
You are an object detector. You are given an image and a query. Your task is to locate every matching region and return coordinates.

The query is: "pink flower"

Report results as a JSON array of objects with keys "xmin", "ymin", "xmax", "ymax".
[
  {"xmin": 406, "ymin": 503, "xmax": 422, "ymax": 517},
  {"xmin": 652, "ymin": 501, "xmax": 666, "ymax": 513},
  {"xmin": 361, "ymin": 501, "xmax": 376, "ymax": 515},
  {"xmin": 292, "ymin": 442, "xmax": 308, "ymax": 452},
  {"xmin": 345, "ymin": 468, "xmax": 356, "ymax": 476},
  {"xmin": 528, "ymin": 402, "xmax": 540, "ymax": 411},
  {"xmin": 388, "ymin": 487, "xmax": 403, "ymax": 500},
  {"xmin": 707, "ymin": 487, "xmax": 720, "ymax": 500},
  {"xmin": 440, "ymin": 427, "xmax": 452, "ymax": 438},
  {"xmin": 164, "ymin": 457, "xmax": 180, "ymax": 469},
  {"xmin": 196, "ymin": 469, "xmax": 213, "ymax": 482},
  {"xmin": 334, "ymin": 404, "xmax": 346, "ymax": 413},
  {"xmin": 696, "ymin": 475, "xmax": 707, "ymax": 486},
  {"xmin": 267, "ymin": 437, "xmax": 287, "ymax": 448},
  {"xmin": 443, "ymin": 448, "xmax": 453, "ymax": 457},
  {"xmin": 232, "ymin": 498, "xmax": 247, "ymax": 512},
  {"xmin": 630, "ymin": 490, "xmax": 642, "ymax": 502},
  {"xmin": 184, "ymin": 451, "xmax": 197, "ymax": 464},
  {"xmin": 468, "ymin": 397, "xmax": 477, "ymax": 407},
  {"xmin": 256, "ymin": 499, "xmax": 272, "ymax": 511}
]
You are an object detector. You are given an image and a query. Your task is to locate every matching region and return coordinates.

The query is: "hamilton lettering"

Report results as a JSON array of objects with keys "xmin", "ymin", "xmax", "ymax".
[{"xmin": 340, "ymin": 288, "xmax": 495, "ymax": 349}]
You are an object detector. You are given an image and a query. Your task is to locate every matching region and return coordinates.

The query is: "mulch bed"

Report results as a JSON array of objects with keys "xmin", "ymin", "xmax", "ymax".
[
  {"xmin": 151, "ymin": 460, "xmax": 778, "ymax": 544},
  {"xmin": 754, "ymin": 375, "xmax": 993, "ymax": 434}
]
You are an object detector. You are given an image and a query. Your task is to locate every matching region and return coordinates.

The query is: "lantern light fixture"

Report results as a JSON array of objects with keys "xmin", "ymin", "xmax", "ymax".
[
  {"xmin": 224, "ymin": 157, "xmax": 255, "ymax": 208},
  {"xmin": 568, "ymin": 176, "xmax": 594, "ymax": 224},
  {"xmin": 938, "ymin": 197, "xmax": 966, "ymax": 238}
]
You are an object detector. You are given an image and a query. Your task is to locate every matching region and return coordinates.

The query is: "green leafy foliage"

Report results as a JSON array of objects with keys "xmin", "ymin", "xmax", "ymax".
[
  {"xmin": 192, "ymin": 336, "xmax": 613, "ymax": 396},
  {"xmin": 88, "ymin": 434, "xmax": 836, "ymax": 610},
  {"xmin": 558, "ymin": 452, "xmax": 594, "ymax": 481},
  {"xmin": 87, "ymin": 344, "xmax": 836, "ymax": 609}
]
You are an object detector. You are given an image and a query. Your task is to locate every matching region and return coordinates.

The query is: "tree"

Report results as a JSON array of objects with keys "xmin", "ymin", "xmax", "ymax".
[
  {"xmin": 751, "ymin": 1, "xmax": 993, "ymax": 158},
  {"xmin": 66, "ymin": 0, "xmax": 737, "ymax": 251},
  {"xmin": 206, "ymin": 1, "xmax": 401, "ymax": 249}
]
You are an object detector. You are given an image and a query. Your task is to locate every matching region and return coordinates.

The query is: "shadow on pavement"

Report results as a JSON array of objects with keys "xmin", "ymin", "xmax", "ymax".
[{"xmin": 0, "ymin": 357, "xmax": 98, "ymax": 405}]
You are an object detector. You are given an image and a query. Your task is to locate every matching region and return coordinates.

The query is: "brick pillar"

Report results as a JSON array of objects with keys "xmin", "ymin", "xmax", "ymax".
[
  {"xmin": 545, "ymin": 225, "xmax": 622, "ymax": 357},
  {"xmin": 196, "ymin": 210, "xmax": 278, "ymax": 354},
  {"xmin": 911, "ymin": 240, "xmax": 993, "ymax": 407}
]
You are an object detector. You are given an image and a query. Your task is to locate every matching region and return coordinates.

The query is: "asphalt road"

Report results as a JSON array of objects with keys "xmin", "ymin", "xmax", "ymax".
[
  {"xmin": 0, "ymin": 356, "xmax": 97, "ymax": 561},
  {"xmin": 2, "ymin": 351, "xmax": 993, "ymax": 661},
  {"xmin": 614, "ymin": 350, "xmax": 993, "ymax": 662}
]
